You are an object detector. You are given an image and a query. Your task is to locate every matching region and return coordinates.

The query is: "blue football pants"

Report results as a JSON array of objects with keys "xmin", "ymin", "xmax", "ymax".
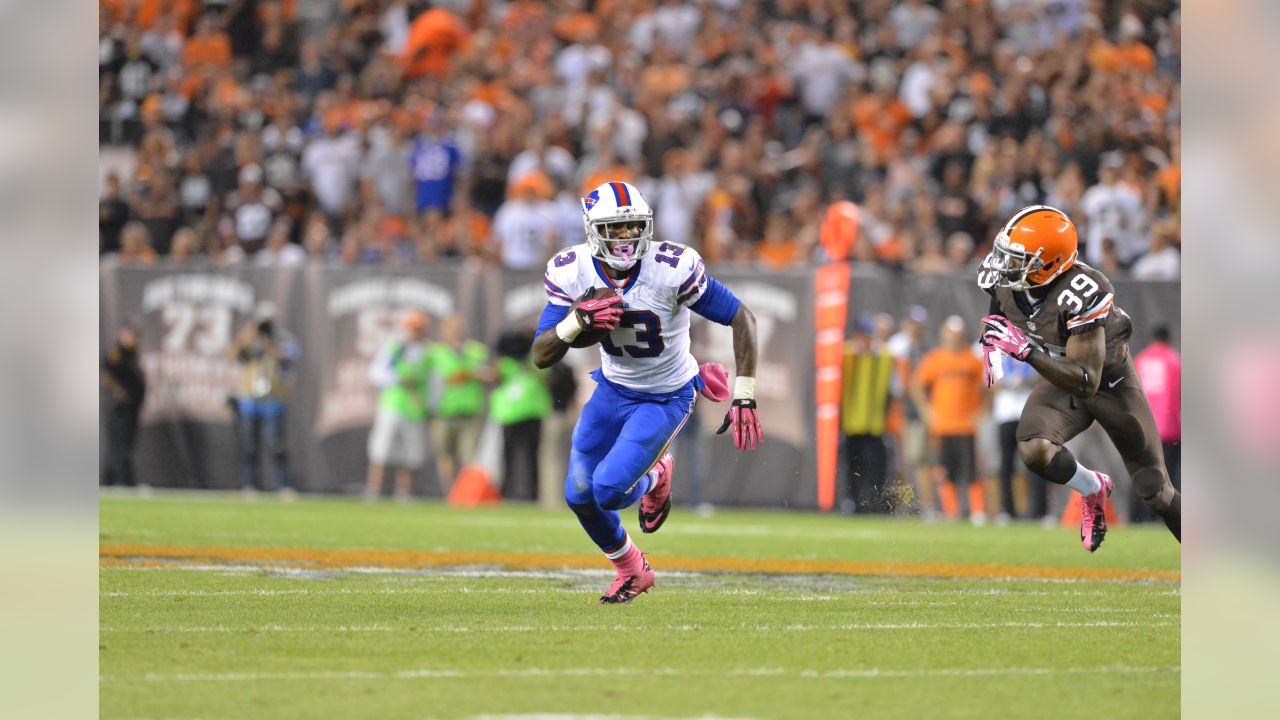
[{"xmin": 565, "ymin": 380, "xmax": 694, "ymax": 553}]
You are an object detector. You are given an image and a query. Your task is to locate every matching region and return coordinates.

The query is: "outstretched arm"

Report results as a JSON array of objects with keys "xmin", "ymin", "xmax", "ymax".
[
  {"xmin": 715, "ymin": 304, "xmax": 763, "ymax": 451},
  {"xmin": 729, "ymin": 304, "xmax": 757, "ymax": 379}
]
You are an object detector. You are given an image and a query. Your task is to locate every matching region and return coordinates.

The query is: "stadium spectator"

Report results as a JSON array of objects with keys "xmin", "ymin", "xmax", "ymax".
[
  {"xmin": 101, "ymin": 324, "xmax": 147, "ymax": 489},
  {"xmin": 227, "ymin": 164, "xmax": 281, "ymax": 253},
  {"xmin": 426, "ymin": 315, "xmax": 491, "ymax": 494},
  {"xmin": 302, "ymin": 119, "xmax": 362, "ymax": 221},
  {"xmin": 410, "ymin": 110, "xmax": 464, "ymax": 214},
  {"xmin": 366, "ymin": 310, "xmax": 433, "ymax": 502},
  {"xmin": 890, "ymin": 0, "xmax": 941, "ymax": 49},
  {"xmin": 493, "ymin": 171, "xmax": 558, "ymax": 270},
  {"xmin": 254, "ymin": 219, "xmax": 306, "ymax": 267},
  {"xmin": 360, "ymin": 116, "xmax": 414, "ymax": 217},
  {"xmin": 96, "ymin": 0, "xmax": 1181, "ymax": 272},
  {"xmin": 168, "ymin": 227, "xmax": 201, "ymax": 265},
  {"xmin": 107, "ymin": 222, "xmax": 159, "ymax": 267},
  {"xmin": 230, "ymin": 302, "xmax": 299, "ymax": 497},
  {"xmin": 181, "ymin": 14, "xmax": 231, "ymax": 70},
  {"xmin": 1081, "ymin": 153, "xmax": 1145, "ymax": 268},
  {"xmin": 1130, "ymin": 220, "xmax": 1181, "ymax": 280},
  {"xmin": 1133, "ymin": 325, "xmax": 1181, "ymax": 521},
  {"xmin": 303, "ymin": 215, "xmax": 336, "ymax": 263},
  {"xmin": 134, "ymin": 171, "xmax": 182, "ymax": 255},
  {"xmin": 398, "ymin": 5, "xmax": 470, "ymax": 79},
  {"xmin": 100, "ymin": 174, "xmax": 132, "ymax": 255},
  {"xmin": 910, "ymin": 316, "xmax": 986, "ymax": 522}
]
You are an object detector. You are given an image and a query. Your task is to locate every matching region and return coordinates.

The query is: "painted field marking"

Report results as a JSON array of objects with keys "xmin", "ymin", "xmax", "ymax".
[
  {"xmin": 100, "ymin": 664, "xmax": 1179, "ymax": 684},
  {"xmin": 100, "ymin": 620, "xmax": 1173, "ymax": 634},
  {"xmin": 99, "ymin": 544, "xmax": 1181, "ymax": 583}
]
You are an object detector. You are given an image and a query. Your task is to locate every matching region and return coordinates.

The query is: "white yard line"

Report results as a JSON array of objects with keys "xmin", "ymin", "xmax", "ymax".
[
  {"xmin": 100, "ymin": 664, "xmax": 1179, "ymax": 684},
  {"xmin": 100, "ymin": 620, "xmax": 1173, "ymax": 634}
]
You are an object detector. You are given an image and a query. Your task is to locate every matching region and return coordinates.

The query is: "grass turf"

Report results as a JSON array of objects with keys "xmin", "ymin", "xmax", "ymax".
[{"xmin": 100, "ymin": 492, "xmax": 1180, "ymax": 719}]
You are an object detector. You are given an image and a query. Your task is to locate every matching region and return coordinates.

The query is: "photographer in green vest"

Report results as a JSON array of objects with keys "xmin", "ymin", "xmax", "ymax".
[
  {"xmin": 426, "ymin": 315, "xmax": 491, "ymax": 493},
  {"xmin": 365, "ymin": 310, "xmax": 433, "ymax": 501}
]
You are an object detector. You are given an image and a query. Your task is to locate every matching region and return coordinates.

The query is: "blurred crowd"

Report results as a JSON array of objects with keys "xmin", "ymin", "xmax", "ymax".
[
  {"xmin": 837, "ymin": 308, "xmax": 1181, "ymax": 524},
  {"xmin": 99, "ymin": 0, "xmax": 1181, "ymax": 280}
]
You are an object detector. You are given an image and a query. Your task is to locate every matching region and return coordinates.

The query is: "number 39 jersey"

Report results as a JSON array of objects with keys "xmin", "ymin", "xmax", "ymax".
[
  {"xmin": 543, "ymin": 241, "xmax": 731, "ymax": 394},
  {"xmin": 981, "ymin": 261, "xmax": 1133, "ymax": 372}
]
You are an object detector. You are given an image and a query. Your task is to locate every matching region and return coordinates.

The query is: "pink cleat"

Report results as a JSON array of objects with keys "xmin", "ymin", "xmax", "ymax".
[
  {"xmin": 1080, "ymin": 471, "xmax": 1114, "ymax": 552},
  {"xmin": 599, "ymin": 551, "xmax": 655, "ymax": 604},
  {"xmin": 638, "ymin": 453, "xmax": 675, "ymax": 534}
]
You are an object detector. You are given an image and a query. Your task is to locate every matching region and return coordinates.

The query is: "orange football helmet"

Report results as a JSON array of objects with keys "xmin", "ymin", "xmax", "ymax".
[{"xmin": 981, "ymin": 205, "xmax": 1079, "ymax": 290}]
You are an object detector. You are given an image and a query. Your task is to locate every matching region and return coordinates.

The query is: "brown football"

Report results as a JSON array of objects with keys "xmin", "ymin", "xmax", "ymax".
[{"xmin": 569, "ymin": 287, "xmax": 620, "ymax": 348}]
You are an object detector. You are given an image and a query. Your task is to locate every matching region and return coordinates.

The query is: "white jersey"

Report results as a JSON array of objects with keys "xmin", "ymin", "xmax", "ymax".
[{"xmin": 544, "ymin": 241, "xmax": 712, "ymax": 394}]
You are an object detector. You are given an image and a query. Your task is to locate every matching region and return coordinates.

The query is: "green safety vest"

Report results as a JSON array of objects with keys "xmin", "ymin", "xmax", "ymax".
[
  {"xmin": 488, "ymin": 356, "xmax": 552, "ymax": 426},
  {"xmin": 378, "ymin": 341, "xmax": 432, "ymax": 422},
  {"xmin": 426, "ymin": 341, "xmax": 489, "ymax": 418}
]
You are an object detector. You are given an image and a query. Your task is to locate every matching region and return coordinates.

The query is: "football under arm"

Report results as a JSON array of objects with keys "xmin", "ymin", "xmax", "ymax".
[{"xmin": 1027, "ymin": 325, "xmax": 1105, "ymax": 398}]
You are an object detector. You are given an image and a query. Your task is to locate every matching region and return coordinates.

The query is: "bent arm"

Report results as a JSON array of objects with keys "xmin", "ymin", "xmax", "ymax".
[
  {"xmin": 531, "ymin": 327, "xmax": 572, "ymax": 369},
  {"xmin": 1028, "ymin": 326, "xmax": 1105, "ymax": 398}
]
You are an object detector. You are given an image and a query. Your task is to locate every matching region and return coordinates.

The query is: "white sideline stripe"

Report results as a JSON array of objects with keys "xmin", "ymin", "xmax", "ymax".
[
  {"xmin": 101, "ymin": 620, "xmax": 1172, "ymax": 634},
  {"xmin": 98, "ymin": 581, "xmax": 1147, "ymax": 599},
  {"xmin": 100, "ymin": 664, "xmax": 1179, "ymax": 684}
]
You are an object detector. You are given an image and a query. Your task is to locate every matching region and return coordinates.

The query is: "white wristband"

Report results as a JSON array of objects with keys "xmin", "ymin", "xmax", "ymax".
[
  {"xmin": 733, "ymin": 376, "xmax": 756, "ymax": 400},
  {"xmin": 555, "ymin": 311, "xmax": 583, "ymax": 343}
]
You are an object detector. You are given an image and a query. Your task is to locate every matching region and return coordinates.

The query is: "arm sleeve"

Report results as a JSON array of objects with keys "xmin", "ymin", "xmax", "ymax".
[
  {"xmin": 535, "ymin": 301, "xmax": 571, "ymax": 337},
  {"xmin": 688, "ymin": 276, "xmax": 741, "ymax": 325}
]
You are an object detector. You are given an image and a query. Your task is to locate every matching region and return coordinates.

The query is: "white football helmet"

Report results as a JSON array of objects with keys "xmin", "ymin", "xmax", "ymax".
[{"xmin": 582, "ymin": 180, "xmax": 653, "ymax": 271}]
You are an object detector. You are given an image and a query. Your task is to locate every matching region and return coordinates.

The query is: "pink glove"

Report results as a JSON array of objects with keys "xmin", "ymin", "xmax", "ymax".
[
  {"xmin": 716, "ymin": 399, "xmax": 763, "ymax": 452},
  {"xmin": 698, "ymin": 362, "xmax": 730, "ymax": 402},
  {"xmin": 981, "ymin": 314, "xmax": 1033, "ymax": 361},
  {"xmin": 574, "ymin": 295, "xmax": 623, "ymax": 330}
]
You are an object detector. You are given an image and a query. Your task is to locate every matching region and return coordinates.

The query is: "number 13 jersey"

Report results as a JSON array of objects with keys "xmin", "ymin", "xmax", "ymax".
[
  {"xmin": 980, "ymin": 260, "xmax": 1133, "ymax": 373},
  {"xmin": 542, "ymin": 241, "xmax": 740, "ymax": 394}
]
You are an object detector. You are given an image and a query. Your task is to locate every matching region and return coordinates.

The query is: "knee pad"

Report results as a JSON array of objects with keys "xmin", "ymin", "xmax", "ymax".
[
  {"xmin": 1133, "ymin": 467, "xmax": 1171, "ymax": 506},
  {"xmin": 593, "ymin": 483, "xmax": 629, "ymax": 511},
  {"xmin": 564, "ymin": 477, "xmax": 595, "ymax": 508},
  {"xmin": 1018, "ymin": 438, "xmax": 1057, "ymax": 473}
]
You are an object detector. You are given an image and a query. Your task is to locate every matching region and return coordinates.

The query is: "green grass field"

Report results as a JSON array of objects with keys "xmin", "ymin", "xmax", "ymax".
[{"xmin": 100, "ymin": 492, "xmax": 1180, "ymax": 719}]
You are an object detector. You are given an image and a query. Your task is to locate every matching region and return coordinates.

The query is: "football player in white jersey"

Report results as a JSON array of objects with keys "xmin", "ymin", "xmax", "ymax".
[{"xmin": 532, "ymin": 181, "xmax": 761, "ymax": 604}]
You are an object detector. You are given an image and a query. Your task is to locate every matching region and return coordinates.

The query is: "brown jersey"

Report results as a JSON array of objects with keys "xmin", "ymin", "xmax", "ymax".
[{"xmin": 982, "ymin": 262, "xmax": 1132, "ymax": 372}]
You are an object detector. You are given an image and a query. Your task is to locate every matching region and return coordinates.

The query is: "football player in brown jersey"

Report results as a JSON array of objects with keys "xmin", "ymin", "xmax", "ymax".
[{"xmin": 977, "ymin": 205, "xmax": 1181, "ymax": 552}]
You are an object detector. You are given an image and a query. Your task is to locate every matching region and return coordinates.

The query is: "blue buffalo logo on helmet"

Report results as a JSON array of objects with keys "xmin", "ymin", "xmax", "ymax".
[{"xmin": 583, "ymin": 189, "xmax": 600, "ymax": 210}]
